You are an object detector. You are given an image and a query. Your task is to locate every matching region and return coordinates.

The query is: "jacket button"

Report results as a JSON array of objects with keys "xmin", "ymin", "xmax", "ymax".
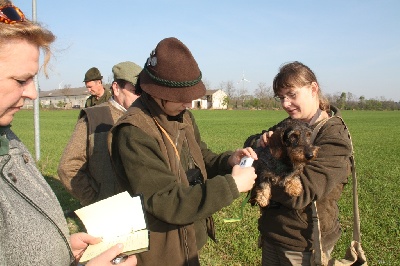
[{"xmin": 8, "ymin": 173, "xmax": 17, "ymax": 183}]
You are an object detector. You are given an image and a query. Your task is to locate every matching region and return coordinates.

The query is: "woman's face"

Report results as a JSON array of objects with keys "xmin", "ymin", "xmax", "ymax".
[
  {"xmin": 0, "ymin": 40, "xmax": 38, "ymax": 126},
  {"xmin": 154, "ymin": 97, "xmax": 192, "ymax": 117},
  {"xmin": 276, "ymin": 82, "xmax": 319, "ymax": 123}
]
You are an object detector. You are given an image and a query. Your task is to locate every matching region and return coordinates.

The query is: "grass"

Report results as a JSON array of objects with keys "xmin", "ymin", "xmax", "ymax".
[{"xmin": 12, "ymin": 109, "xmax": 400, "ymax": 265}]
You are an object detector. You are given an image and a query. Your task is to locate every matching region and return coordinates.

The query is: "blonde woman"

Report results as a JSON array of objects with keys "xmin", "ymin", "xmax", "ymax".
[{"xmin": 0, "ymin": 1, "xmax": 136, "ymax": 265}]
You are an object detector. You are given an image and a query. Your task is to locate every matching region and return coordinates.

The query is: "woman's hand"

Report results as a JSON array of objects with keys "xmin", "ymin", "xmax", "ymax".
[
  {"xmin": 257, "ymin": 131, "xmax": 273, "ymax": 148},
  {"xmin": 228, "ymin": 147, "xmax": 258, "ymax": 167},
  {"xmin": 70, "ymin": 232, "xmax": 137, "ymax": 266},
  {"xmin": 70, "ymin": 232, "xmax": 101, "ymax": 260},
  {"xmin": 86, "ymin": 244, "xmax": 137, "ymax": 266}
]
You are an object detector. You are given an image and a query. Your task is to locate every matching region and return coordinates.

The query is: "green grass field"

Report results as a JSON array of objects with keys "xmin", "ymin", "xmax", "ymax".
[{"xmin": 12, "ymin": 109, "xmax": 400, "ymax": 265}]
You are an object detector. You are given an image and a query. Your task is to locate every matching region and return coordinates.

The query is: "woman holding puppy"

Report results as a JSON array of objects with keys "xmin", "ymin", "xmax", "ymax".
[{"xmin": 245, "ymin": 61, "xmax": 352, "ymax": 266}]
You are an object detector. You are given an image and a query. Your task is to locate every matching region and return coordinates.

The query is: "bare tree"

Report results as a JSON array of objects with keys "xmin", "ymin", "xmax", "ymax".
[
  {"xmin": 254, "ymin": 82, "xmax": 273, "ymax": 108},
  {"xmin": 220, "ymin": 81, "xmax": 236, "ymax": 98},
  {"xmin": 202, "ymin": 78, "xmax": 211, "ymax": 90},
  {"xmin": 59, "ymin": 84, "xmax": 72, "ymax": 107},
  {"xmin": 219, "ymin": 81, "xmax": 236, "ymax": 108},
  {"xmin": 107, "ymin": 74, "xmax": 113, "ymax": 84},
  {"xmin": 327, "ymin": 92, "xmax": 341, "ymax": 106},
  {"xmin": 347, "ymin": 92, "xmax": 356, "ymax": 103},
  {"xmin": 255, "ymin": 82, "xmax": 272, "ymax": 99},
  {"xmin": 60, "ymin": 83, "xmax": 72, "ymax": 95},
  {"xmin": 345, "ymin": 91, "xmax": 358, "ymax": 109}
]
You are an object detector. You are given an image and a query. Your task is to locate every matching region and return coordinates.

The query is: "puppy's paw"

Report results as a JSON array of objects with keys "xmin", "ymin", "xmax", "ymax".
[
  {"xmin": 284, "ymin": 176, "xmax": 303, "ymax": 197},
  {"xmin": 256, "ymin": 183, "xmax": 271, "ymax": 207}
]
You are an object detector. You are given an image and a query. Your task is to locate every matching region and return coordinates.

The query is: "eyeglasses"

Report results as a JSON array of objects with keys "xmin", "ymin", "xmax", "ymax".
[
  {"xmin": 0, "ymin": 4, "xmax": 26, "ymax": 24},
  {"xmin": 274, "ymin": 89, "xmax": 300, "ymax": 102}
]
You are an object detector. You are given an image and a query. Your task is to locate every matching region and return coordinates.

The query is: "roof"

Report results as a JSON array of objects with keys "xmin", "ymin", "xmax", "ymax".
[
  {"xmin": 205, "ymin": 89, "xmax": 218, "ymax": 95},
  {"xmin": 39, "ymin": 87, "xmax": 90, "ymax": 98},
  {"xmin": 39, "ymin": 87, "xmax": 224, "ymax": 99}
]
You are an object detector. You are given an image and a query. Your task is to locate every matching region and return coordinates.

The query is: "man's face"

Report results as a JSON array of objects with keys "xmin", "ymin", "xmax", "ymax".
[
  {"xmin": 113, "ymin": 82, "xmax": 140, "ymax": 109},
  {"xmin": 85, "ymin": 80, "xmax": 104, "ymax": 98}
]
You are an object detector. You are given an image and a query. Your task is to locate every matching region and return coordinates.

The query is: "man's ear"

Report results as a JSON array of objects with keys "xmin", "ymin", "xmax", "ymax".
[{"xmin": 112, "ymin": 82, "xmax": 119, "ymax": 96}]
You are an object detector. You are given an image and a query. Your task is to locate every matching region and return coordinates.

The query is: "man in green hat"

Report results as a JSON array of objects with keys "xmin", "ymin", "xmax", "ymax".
[
  {"xmin": 58, "ymin": 61, "xmax": 142, "ymax": 206},
  {"xmin": 83, "ymin": 67, "xmax": 112, "ymax": 107}
]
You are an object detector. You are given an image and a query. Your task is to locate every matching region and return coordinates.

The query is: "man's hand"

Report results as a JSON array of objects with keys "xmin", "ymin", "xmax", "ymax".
[{"xmin": 231, "ymin": 165, "xmax": 257, "ymax": 193}]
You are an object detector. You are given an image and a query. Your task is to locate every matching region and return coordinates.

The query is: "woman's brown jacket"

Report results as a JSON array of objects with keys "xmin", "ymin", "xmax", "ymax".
[{"xmin": 245, "ymin": 106, "xmax": 352, "ymax": 253}]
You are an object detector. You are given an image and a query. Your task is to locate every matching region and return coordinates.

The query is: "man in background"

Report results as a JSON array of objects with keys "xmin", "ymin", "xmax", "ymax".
[
  {"xmin": 58, "ymin": 61, "xmax": 142, "ymax": 206},
  {"xmin": 83, "ymin": 67, "xmax": 112, "ymax": 107}
]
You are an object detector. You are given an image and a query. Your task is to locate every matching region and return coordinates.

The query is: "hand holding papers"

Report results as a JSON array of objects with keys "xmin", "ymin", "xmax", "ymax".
[{"xmin": 75, "ymin": 192, "xmax": 149, "ymax": 264}]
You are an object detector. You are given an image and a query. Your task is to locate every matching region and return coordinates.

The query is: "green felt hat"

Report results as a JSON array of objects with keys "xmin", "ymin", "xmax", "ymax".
[
  {"xmin": 112, "ymin": 61, "xmax": 142, "ymax": 85},
  {"xmin": 83, "ymin": 67, "xmax": 102, "ymax": 82}
]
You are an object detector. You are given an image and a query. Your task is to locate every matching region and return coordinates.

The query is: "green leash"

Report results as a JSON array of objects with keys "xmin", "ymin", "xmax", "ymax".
[{"xmin": 223, "ymin": 192, "xmax": 251, "ymax": 223}]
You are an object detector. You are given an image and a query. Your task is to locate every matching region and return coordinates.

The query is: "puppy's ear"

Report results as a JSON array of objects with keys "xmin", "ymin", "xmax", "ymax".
[
  {"xmin": 283, "ymin": 127, "xmax": 299, "ymax": 147},
  {"xmin": 269, "ymin": 127, "xmax": 282, "ymax": 149},
  {"xmin": 268, "ymin": 127, "xmax": 284, "ymax": 159}
]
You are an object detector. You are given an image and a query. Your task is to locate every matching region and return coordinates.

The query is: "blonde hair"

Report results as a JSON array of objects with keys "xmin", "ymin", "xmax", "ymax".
[
  {"xmin": 0, "ymin": 0, "xmax": 56, "ymax": 77},
  {"xmin": 273, "ymin": 61, "xmax": 330, "ymax": 112}
]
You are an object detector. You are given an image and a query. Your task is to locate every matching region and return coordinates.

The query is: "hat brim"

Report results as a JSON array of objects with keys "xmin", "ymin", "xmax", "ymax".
[
  {"xmin": 139, "ymin": 71, "xmax": 206, "ymax": 103},
  {"xmin": 83, "ymin": 76, "xmax": 103, "ymax": 82}
]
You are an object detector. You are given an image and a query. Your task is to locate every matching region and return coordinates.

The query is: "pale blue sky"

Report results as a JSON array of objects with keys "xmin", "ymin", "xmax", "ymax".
[{"xmin": 16, "ymin": 0, "xmax": 400, "ymax": 101}]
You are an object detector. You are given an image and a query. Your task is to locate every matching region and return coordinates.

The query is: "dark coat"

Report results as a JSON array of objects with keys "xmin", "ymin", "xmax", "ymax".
[
  {"xmin": 84, "ymin": 87, "xmax": 112, "ymax": 108},
  {"xmin": 246, "ymin": 106, "xmax": 352, "ymax": 252},
  {"xmin": 109, "ymin": 93, "xmax": 240, "ymax": 266}
]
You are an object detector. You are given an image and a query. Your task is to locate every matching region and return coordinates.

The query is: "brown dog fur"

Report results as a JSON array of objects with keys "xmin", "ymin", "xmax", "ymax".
[{"xmin": 250, "ymin": 119, "xmax": 319, "ymax": 207}]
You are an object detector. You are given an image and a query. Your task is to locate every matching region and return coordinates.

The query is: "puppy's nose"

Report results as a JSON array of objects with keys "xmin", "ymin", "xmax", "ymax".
[{"xmin": 305, "ymin": 152, "xmax": 314, "ymax": 160}]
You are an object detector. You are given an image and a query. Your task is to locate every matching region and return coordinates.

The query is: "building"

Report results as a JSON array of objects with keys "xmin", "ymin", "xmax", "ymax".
[
  {"xmin": 38, "ymin": 87, "xmax": 91, "ymax": 108},
  {"xmin": 192, "ymin": 89, "xmax": 227, "ymax": 109}
]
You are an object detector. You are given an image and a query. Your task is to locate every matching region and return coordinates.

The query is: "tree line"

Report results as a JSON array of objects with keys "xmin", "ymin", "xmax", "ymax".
[{"xmin": 214, "ymin": 80, "xmax": 399, "ymax": 111}]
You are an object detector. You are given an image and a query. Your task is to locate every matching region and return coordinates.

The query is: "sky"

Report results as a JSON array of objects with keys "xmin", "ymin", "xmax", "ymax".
[{"xmin": 15, "ymin": 0, "xmax": 400, "ymax": 101}]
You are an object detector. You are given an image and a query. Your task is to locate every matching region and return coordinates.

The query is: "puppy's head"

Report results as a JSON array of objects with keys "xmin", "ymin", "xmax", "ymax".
[
  {"xmin": 269, "ymin": 119, "xmax": 319, "ymax": 165},
  {"xmin": 284, "ymin": 122, "xmax": 319, "ymax": 165}
]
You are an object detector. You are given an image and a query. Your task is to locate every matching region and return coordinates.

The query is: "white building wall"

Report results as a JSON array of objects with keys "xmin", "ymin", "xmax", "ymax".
[
  {"xmin": 40, "ymin": 95, "xmax": 88, "ymax": 108},
  {"xmin": 211, "ymin": 90, "xmax": 227, "ymax": 109},
  {"xmin": 190, "ymin": 90, "xmax": 227, "ymax": 110}
]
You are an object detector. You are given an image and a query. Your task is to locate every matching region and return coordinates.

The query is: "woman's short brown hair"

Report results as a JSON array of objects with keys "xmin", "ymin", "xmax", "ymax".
[{"xmin": 273, "ymin": 61, "xmax": 330, "ymax": 111}]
